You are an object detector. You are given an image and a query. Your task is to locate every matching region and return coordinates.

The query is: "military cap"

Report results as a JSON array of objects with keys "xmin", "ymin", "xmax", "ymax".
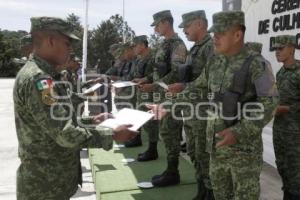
[
  {"xmin": 30, "ymin": 17, "xmax": 80, "ymax": 40},
  {"xmin": 179, "ymin": 10, "xmax": 206, "ymax": 28},
  {"xmin": 209, "ymin": 11, "xmax": 245, "ymax": 33},
  {"xmin": 133, "ymin": 35, "xmax": 148, "ymax": 45},
  {"xmin": 20, "ymin": 34, "xmax": 32, "ymax": 47},
  {"xmin": 245, "ymin": 42, "xmax": 263, "ymax": 54},
  {"xmin": 151, "ymin": 10, "xmax": 173, "ymax": 27},
  {"xmin": 274, "ymin": 35, "xmax": 297, "ymax": 48},
  {"xmin": 114, "ymin": 42, "xmax": 133, "ymax": 58},
  {"xmin": 109, "ymin": 43, "xmax": 121, "ymax": 54}
]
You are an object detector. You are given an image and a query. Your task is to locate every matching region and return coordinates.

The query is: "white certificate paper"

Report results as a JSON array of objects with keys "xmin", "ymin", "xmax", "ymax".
[
  {"xmin": 99, "ymin": 108, "xmax": 154, "ymax": 131},
  {"xmin": 111, "ymin": 81, "xmax": 137, "ymax": 88},
  {"xmin": 83, "ymin": 83, "xmax": 102, "ymax": 94}
]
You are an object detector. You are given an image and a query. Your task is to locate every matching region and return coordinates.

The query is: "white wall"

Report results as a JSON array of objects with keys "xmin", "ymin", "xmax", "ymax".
[{"xmin": 242, "ymin": 0, "xmax": 300, "ymax": 74}]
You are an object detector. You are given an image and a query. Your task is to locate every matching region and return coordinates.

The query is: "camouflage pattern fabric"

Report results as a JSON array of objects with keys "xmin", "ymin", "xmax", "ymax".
[
  {"xmin": 274, "ymin": 35, "xmax": 297, "ymax": 48},
  {"xmin": 14, "ymin": 55, "xmax": 113, "ymax": 200},
  {"xmin": 273, "ymin": 60, "xmax": 300, "ymax": 196}
]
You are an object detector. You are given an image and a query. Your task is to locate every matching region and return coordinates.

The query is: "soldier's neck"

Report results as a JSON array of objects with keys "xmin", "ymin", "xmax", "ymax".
[
  {"xmin": 283, "ymin": 57, "xmax": 296, "ymax": 68},
  {"xmin": 164, "ymin": 29, "xmax": 175, "ymax": 39},
  {"xmin": 223, "ymin": 42, "xmax": 244, "ymax": 58},
  {"xmin": 140, "ymin": 48, "xmax": 150, "ymax": 58}
]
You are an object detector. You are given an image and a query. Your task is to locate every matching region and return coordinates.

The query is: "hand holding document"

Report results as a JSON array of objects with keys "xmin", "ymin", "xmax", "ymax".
[
  {"xmin": 155, "ymin": 81, "xmax": 169, "ymax": 90},
  {"xmin": 111, "ymin": 81, "xmax": 138, "ymax": 88},
  {"xmin": 99, "ymin": 108, "xmax": 154, "ymax": 131}
]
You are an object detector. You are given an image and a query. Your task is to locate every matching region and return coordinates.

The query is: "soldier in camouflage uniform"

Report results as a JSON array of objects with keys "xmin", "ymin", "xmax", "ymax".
[
  {"xmin": 111, "ymin": 42, "xmax": 137, "ymax": 111},
  {"xmin": 148, "ymin": 11, "xmax": 278, "ymax": 199},
  {"xmin": 130, "ymin": 35, "xmax": 160, "ymax": 160},
  {"xmin": 167, "ymin": 10, "xmax": 214, "ymax": 200},
  {"xmin": 139, "ymin": 10, "xmax": 187, "ymax": 187},
  {"xmin": 202, "ymin": 11, "xmax": 278, "ymax": 200},
  {"xmin": 13, "ymin": 17, "xmax": 137, "ymax": 200},
  {"xmin": 273, "ymin": 35, "xmax": 300, "ymax": 200}
]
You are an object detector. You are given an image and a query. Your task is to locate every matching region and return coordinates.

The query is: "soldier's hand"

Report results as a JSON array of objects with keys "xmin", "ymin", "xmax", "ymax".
[
  {"xmin": 84, "ymin": 91, "xmax": 96, "ymax": 96},
  {"xmin": 275, "ymin": 105, "xmax": 290, "ymax": 116},
  {"xmin": 113, "ymin": 125, "xmax": 138, "ymax": 142},
  {"xmin": 137, "ymin": 77, "xmax": 149, "ymax": 85},
  {"xmin": 93, "ymin": 76, "xmax": 105, "ymax": 83},
  {"xmin": 139, "ymin": 83, "xmax": 154, "ymax": 92},
  {"xmin": 146, "ymin": 104, "xmax": 168, "ymax": 120},
  {"xmin": 110, "ymin": 75, "xmax": 119, "ymax": 81},
  {"xmin": 215, "ymin": 128, "xmax": 237, "ymax": 148},
  {"xmin": 132, "ymin": 78, "xmax": 142, "ymax": 83},
  {"xmin": 92, "ymin": 113, "xmax": 114, "ymax": 124},
  {"xmin": 167, "ymin": 83, "xmax": 185, "ymax": 95}
]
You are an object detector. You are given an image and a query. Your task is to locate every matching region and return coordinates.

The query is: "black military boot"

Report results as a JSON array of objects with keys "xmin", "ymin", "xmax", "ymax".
[
  {"xmin": 288, "ymin": 192, "xmax": 300, "ymax": 200},
  {"xmin": 283, "ymin": 191, "xmax": 290, "ymax": 200},
  {"xmin": 192, "ymin": 179, "xmax": 206, "ymax": 200},
  {"xmin": 205, "ymin": 189, "xmax": 215, "ymax": 200},
  {"xmin": 137, "ymin": 142, "xmax": 158, "ymax": 161},
  {"xmin": 124, "ymin": 134, "xmax": 142, "ymax": 147},
  {"xmin": 151, "ymin": 160, "xmax": 180, "ymax": 187}
]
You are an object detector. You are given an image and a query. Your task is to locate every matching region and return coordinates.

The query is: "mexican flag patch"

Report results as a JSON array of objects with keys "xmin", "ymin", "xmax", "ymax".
[{"xmin": 36, "ymin": 79, "xmax": 53, "ymax": 90}]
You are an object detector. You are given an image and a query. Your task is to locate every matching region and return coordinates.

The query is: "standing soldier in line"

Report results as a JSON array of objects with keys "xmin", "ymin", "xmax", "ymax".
[
  {"xmin": 273, "ymin": 35, "xmax": 300, "ymax": 200},
  {"xmin": 167, "ymin": 10, "xmax": 214, "ymax": 199},
  {"xmin": 13, "ymin": 17, "xmax": 137, "ymax": 200},
  {"xmin": 130, "ymin": 35, "xmax": 160, "ymax": 160},
  {"xmin": 148, "ymin": 11, "xmax": 278, "ymax": 199},
  {"xmin": 111, "ymin": 42, "xmax": 137, "ymax": 111},
  {"xmin": 139, "ymin": 10, "xmax": 187, "ymax": 187}
]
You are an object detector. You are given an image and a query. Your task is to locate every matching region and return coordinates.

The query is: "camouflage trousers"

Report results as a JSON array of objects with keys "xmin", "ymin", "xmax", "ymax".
[
  {"xmin": 273, "ymin": 129, "xmax": 300, "ymax": 195},
  {"xmin": 17, "ymin": 161, "xmax": 78, "ymax": 200},
  {"xmin": 183, "ymin": 118, "xmax": 211, "ymax": 189},
  {"xmin": 159, "ymin": 111, "xmax": 183, "ymax": 162},
  {"xmin": 210, "ymin": 153, "xmax": 262, "ymax": 200},
  {"xmin": 136, "ymin": 90, "xmax": 159, "ymax": 143}
]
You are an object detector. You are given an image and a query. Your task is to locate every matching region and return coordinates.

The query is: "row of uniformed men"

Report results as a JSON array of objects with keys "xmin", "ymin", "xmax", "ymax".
[{"xmin": 15, "ymin": 8, "xmax": 299, "ymax": 200}]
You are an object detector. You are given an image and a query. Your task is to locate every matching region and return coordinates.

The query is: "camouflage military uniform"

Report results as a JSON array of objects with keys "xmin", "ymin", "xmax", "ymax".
[
  {"xmin": 113, "ymin": 43, "xmax": 137, "ymax": 110},
  {"xmin": 273, "ymin": 35, "xmax": 300, "ymax": 197},
  {"xmin": 134, "ymin": 51, "xmax": 159, "ymax": 144},
  {"xmin": 14, "ymin": 17, "xmax": 114, "ymax": 200},
  {"xmin": 154, "ymin": 33, "xmax": 187, "ymax": 163},
  {"xmin": 177, "ymin": 33, "xmax": 214, "ymax": 190},
  {"xmin": 204, "ymin": 11, "xmax": 277, "ymax": 200}
]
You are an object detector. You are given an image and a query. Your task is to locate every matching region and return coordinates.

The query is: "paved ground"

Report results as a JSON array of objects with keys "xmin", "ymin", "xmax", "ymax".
[{"xmin": 0, "ymin": 79, "xmax": 282, "ymax": 200}]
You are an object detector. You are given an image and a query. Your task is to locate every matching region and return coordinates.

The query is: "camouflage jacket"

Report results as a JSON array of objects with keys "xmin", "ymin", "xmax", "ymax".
[
  {"xmin": 177, "ymin": 34, "xmax": 213, "ymax": 105},
  {"xmin": 147, "ymin": 33, "xmax": 187, "ymax": 84},
  {"xmin": 274, "ymin": 60, "xmax": 300, "ymax": 132},
  {"xmin": 204, "ymin": 47, "xmax": 277, "ymax": 156},
  {"xmin": 13, "ymin": 55, "xmax": 113, "ymax": 199}
]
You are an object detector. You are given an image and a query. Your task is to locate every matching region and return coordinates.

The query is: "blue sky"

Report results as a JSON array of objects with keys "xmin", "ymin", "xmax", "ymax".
[{"xmin": 0, "ymin": 0, "xmax": 222, "ymax": 46}]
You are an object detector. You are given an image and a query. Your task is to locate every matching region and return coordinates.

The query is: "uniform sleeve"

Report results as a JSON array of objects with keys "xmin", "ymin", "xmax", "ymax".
[
  {"xmin": 230, "ymin": 58, "xmax": 278, "ymax": 144},
  {"xmin": 25, "ymin": 77, "xmax": 113, "ymax": 150},
  {"xmin": 159, "ymin": 42, "xmax": 187, "ymax": 84}
]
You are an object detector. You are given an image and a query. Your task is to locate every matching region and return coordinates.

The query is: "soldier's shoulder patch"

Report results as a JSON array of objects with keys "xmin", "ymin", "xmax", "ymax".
[
  {"xmin": 35, "ymin": 78, "xmax": 54, "ymax": 91},
  {"xmin": 171, "ymin": 43, "xmax": 187, "ymax": 63},
  {"xmin": 34, "ymin": 76, "xmax": 57, "ymax": 106}
]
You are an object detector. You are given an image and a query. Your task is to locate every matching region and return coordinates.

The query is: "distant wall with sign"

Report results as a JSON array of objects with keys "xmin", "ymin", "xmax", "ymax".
[{"xmin": 242, "ymin": 0, "xmax": 300, "ymax": 73}]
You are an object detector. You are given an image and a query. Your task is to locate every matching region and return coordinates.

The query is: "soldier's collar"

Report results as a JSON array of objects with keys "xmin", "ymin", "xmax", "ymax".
[
  {"xmin": 226, "ymin": 46, "xmax": 248, "ymax": 62},
  {"xmin": 165, "ymin": 33, "xmax": 179, "ymax": 42},
  {"xmin": 283, "ymin": 60, "xmax": 298, "ymax": 70},
  {"xmin": 195, "ymin": 33, "xmax": 211, "ymax": 46},
  {"xmin": 32, "ymin": 54, "xmax": 61, "ymax": 80}
]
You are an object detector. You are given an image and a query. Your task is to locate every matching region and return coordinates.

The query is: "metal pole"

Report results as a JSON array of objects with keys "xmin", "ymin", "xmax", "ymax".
[
  {"xmin": 122, "ymin": 0, "xmax": 125, "ymax": 43},
  {"xmin": 82, "ymin": 0, "xmax": 90, "ymax": 116}
]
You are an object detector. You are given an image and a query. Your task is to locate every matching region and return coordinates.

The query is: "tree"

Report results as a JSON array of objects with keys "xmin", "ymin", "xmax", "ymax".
[
  {"xmin": 66, "ymin": 13, "xmax": 83, "ymax": 60},
  {"xmin": 89, "ymin": 14, "xmax": 135, "ymax": 73},
  {"xmin": 148, "ymin": 34, "xmax": 163, "ymax": 52},
  {"xmin": 0, "ymin": 29, "xmax": 28, "ymax": 77}
]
